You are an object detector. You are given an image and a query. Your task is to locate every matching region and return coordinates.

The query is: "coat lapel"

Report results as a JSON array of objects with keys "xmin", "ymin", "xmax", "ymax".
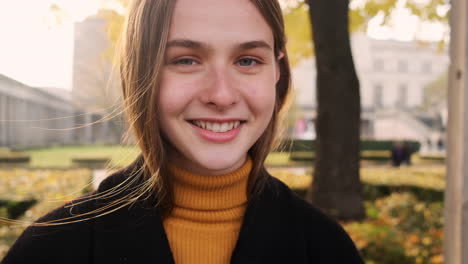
[
  {"xmin": 93, "ymin": 200, "xmax": 174, "ymax": 263},
  {"xmin": 231, "ymin": 175, "xmax": 309, "ymax": 264},
  {"xmin": 91, "ymin": 165, "xmax": 296, "ymax": 264},
  {"xmin": 91, "ymin": 163, "xmax": 175, "ymax": 264},
  {"xmin": 230, "ymin": 176, "xmax": 286, "ymax": 264}
]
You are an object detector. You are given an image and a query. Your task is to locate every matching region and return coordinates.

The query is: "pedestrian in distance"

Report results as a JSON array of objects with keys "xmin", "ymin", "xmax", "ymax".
[
  {"xmin": 391, "ymin": 141, "xmax": 404, "ymax": 167},
  {"xmin": 2, "ymin": 0, "xmax": 364, "ymax": 263},
  {"xmin": 402, "ymin": 141, "xmax": 413, "ymax": 166}
]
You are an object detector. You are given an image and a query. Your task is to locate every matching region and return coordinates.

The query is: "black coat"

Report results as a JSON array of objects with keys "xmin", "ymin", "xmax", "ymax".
[{"xmin": 2, "ymin": 163, "xmax": 364, "ymax": 264}]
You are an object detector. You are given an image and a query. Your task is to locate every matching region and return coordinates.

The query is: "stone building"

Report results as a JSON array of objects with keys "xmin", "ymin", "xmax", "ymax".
[
  {"xmin": 72, "ymin": 11, "xmax": 120, "ymax": 111},
  {"xmin": 0, "ymin": 74, "xmax": 113, "ymax": 148},
  {"xmin": 72, "ymin": 10, "xmax": 123, "ymax": 144},
  {"xmin": 292, "ymin": 33, "xmax": 449, "ymax": 146}
]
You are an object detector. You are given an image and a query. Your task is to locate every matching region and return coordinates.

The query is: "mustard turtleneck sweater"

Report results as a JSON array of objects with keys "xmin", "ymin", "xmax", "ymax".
[{"xmin": 164, "ymin": 158, "xmax": 252, "ymax": 264}]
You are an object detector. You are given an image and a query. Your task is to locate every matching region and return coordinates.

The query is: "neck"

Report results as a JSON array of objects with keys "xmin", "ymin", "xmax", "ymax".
[{"xmin": 167, "ymin": 157, "xmax": 252, "ymax": 210}]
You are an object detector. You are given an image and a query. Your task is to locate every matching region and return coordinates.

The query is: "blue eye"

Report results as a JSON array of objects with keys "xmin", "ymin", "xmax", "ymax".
[
  {"xmin": 174, "ymin": 58, "xmax": 197, "ymax": 65},
  {"xmin": 238, "ymin": 58, "xmax": 258, "ymax": 67}
]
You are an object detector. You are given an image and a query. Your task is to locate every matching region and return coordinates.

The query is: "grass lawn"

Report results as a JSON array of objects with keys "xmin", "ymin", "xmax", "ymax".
[
  {"xmin": 25, "ymin": 145, "xmax": 140, "ymax": 168},
  {"xmin": 19, "ymin": 145, "xmax": 444, "ymax": 169},
  {"xmin": 22, "ymin": 145, "xmax": 306, "ymax": 168},
  {"xmin": 264, "ymin": 152, "xmax": 311, "ymax": 167},
  {"xmin": 269, "ymin": 165, "xmax": 445, "ymax": 191},
  {"xmin": 0, "ymin": 148, "xmax": 445, "ymax": 260}
]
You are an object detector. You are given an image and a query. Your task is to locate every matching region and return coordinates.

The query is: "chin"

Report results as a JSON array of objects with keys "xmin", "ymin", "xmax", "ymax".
[{"xmin": 191, "ymin": 153, "xmax": 247, "ymax": 175}]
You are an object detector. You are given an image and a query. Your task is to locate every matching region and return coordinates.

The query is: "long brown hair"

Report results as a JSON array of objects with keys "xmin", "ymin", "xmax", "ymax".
[
  {"xmin": 6, "ymin": 0, "xmax": 293, "ymax": 227},
  {"xmin": 119, "ymin": 0, "xmax": 292, "ymax": 215}
]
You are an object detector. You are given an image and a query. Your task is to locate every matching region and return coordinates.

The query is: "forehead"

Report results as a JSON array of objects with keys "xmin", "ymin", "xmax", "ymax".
[{"xmin": 169, "ymin": 0, "xmax": 274, "ymax": 46}]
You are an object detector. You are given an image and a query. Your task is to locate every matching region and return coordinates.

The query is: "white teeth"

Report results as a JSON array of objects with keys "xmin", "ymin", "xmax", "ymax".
[
  {"xmin": 220, "ymin": 123, "xmax": 229, "ymax": 132},
  {"xmin": 192, "ymin": 120, "xmax": 242, "ymax": 132}
]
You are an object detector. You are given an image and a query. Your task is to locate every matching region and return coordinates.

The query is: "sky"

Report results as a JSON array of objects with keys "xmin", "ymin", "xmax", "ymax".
[
  {"xmin": 0, "ymin": 0, "xmax": 448, "ymax": 91},
  {"xmin": 0, "ymin": 0, "xmax": 111, "ymax": 90}
]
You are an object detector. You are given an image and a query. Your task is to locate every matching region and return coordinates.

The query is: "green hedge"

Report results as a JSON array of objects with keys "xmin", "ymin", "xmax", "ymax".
[
  {"xmin": 0, "ymin": 156, "xmax": 30, "ymax": 163},
  {"xmin": 0, "ymin": 153, "xmax": 31, "ymax": 167},
  {"xmin": 276, "ymin": 139, "xmax": 421, "ymax": 153},
  {"xmin": 362, "ymin": 184, "xmax": 443, "ymax": 202},
  {"xmin": 290, "ymin": 151, "xmax": 392, "ymax": 162},
  {"xmin": 0, "ymin": 199, "xmax": 37, "ymax": 219},
  {"xmin": 361, "ymin": 140, "xmax": 420, "ymax": 152},
  {"xmin": 292, "ymin": 183, "xmax": 444, "ymax": 203},
  {"xmin": 71, "ymin": 156, "xmax": 111, "ymax": 169}
]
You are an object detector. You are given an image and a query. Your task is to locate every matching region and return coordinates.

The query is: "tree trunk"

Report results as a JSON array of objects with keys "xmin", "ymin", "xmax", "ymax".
[{"xmin": 305, "ymin": 0, "xmax": 365, "ymax": 221}]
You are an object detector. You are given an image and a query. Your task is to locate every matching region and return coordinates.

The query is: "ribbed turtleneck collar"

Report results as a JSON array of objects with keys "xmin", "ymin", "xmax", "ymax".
[{"xmin": 167, "ymin": 158, "xmax": 252, "ymax": 211}]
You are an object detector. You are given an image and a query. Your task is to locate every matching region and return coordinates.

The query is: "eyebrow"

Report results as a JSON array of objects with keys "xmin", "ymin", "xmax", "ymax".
[
  {"xmin": 166, "ymin": 39, "xmax": 207, "ymax": 50},
  {"xmin": 166, "ymin": 39, "xmax": 273, "ymax": 52},
  {"xmin": 238, "ymin": 40, "xmax": 272, "ymax": 51}
]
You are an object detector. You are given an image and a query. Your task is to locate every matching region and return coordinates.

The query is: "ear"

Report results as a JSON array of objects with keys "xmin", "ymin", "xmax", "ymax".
[{"xmin": 276, "ymin": 52, "xmax": 284, "ymax": 83}]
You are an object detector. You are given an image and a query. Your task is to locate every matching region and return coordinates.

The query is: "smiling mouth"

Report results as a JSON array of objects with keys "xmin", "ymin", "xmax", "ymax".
[{"xmin": 188, "ymin": 120, "xmax": 245, "ymax": 133}]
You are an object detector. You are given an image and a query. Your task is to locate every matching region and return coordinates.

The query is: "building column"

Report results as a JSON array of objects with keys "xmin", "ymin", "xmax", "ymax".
[
  {"xmin": 84, "ymin": 113, "xmax": 93, "ymax": 144},
  {"xmin": 444, "ymin": 0, "xmax": 468, "ymax": 263},
  {"xmin": 17, "ymin": 99, "xmax": 27, "ymax": 147},
  {"xmin": 0, "ymin": 94, "xmax": 6, "ymax": 146},
  {"xmin": 47, "ymin": 107, "xmax": 55, "ymax": 145},
  {"xmin": 8, "ymin": 97, "xmax": 15, "ymax": 147},
  {"xmin": 30, "ymin": 102, "xmax": 39, "ymax": 147}
]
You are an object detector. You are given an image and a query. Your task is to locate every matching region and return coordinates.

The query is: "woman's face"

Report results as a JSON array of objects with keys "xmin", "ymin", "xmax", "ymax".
[{"xmin": 159, "ymin": 0, "xmax": 279, "ymax": 175}]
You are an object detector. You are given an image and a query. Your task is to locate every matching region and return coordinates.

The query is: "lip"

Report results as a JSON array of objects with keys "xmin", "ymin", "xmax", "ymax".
[
  {"xmin": 187, "ymin": 119, "xmax": 244, "ymax": 143},
  {"xmin": 189, "ymin": 118, "xmax": 246, "ymax": 122}
]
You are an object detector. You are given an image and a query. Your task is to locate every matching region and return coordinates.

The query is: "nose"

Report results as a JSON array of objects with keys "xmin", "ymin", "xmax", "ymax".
[{"xmin": 200, "ymin": 67, "xmax": 240, "ymax": 110}]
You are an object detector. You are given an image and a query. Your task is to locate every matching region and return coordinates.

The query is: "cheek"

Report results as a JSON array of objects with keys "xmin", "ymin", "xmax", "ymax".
[
  {"xmin": 159, "ymin": 72, "xmax": 202, "ymax": 114},
  {"xmin": 243, "ymin": 77, "xmax": 277, "ymax": 117}
]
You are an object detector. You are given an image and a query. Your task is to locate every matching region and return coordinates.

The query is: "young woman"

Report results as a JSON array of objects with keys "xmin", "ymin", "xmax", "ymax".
[{"xmin": 2, "ymin": 0, "xmax": 364, "ymax": 263}]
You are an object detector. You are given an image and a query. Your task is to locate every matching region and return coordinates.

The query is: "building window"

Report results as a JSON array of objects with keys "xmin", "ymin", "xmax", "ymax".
[
  {"xmin": 397, "ymin": 84, "xmax": 408, "ymax": 108},
  {"xmin": 373, "ymin": 59, "xmax": 384, "ymax": 71},
  {"xmin": 422, "ymin": 61, "xmax": 432, "ymax": 74},
  {"xmin": 398, "ymin": 60, "xmax": 408, "ymax": 73},
  {"xmin": 374, "ymin": 84, "xmax": 384, "ymax": 108}
]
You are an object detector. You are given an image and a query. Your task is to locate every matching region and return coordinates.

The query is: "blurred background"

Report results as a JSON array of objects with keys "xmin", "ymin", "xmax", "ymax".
[{"xmin": 0, "ymin": 0, "xmax": 450, "ymax": 263}]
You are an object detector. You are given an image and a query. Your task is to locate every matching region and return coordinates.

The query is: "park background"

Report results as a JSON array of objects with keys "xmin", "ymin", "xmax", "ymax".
[{"xmin": 0, "ymin": 0, "xmax": 452, "ymax": 263}]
